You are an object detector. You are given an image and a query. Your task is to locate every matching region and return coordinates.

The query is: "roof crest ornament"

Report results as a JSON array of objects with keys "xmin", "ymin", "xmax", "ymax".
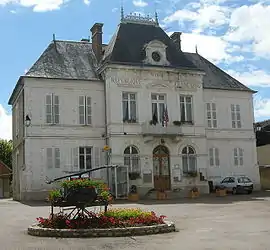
[{"xmin": 121, "ymin": 12, "xmax": 159, "ymax": 26}]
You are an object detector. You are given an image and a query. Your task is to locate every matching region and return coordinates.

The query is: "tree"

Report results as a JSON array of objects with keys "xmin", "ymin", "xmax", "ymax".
[{"xmin": 0, "ymin": 139, "xmax": 12, "ymax": 169}]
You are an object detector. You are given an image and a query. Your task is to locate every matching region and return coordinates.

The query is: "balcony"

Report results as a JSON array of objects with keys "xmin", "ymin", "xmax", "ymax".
[{"xmin": 141, "ymin": 122, "xmax": 183, "ymax": 137}]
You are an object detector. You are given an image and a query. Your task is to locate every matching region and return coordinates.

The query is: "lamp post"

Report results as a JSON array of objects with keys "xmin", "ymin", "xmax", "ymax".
[{"xmin": 25, "ymin": 115, "xmax": 31, "ymax": 127}]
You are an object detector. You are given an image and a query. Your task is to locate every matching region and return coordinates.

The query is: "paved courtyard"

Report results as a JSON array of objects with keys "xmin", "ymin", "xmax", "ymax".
[{"xmin": 1, "ymin": 193, "xmax": 270, "ymax": 250}]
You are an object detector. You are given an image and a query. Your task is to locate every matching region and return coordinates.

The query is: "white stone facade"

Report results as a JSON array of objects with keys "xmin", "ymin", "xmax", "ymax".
[{"xmin": 10, "ymin": 64, "xmax": 260, "ymax": 200}]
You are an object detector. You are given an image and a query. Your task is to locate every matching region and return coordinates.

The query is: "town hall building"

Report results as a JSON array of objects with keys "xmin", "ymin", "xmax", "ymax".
[{"xmin": 9, "ymin": 12, "xmax": 260, "ymax": 201}]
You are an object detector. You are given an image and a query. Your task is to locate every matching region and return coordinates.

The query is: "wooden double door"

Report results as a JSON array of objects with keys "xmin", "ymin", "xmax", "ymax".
[{"xmin": 153, "ymin": 145, "xmax": 171, "ymax": 190}]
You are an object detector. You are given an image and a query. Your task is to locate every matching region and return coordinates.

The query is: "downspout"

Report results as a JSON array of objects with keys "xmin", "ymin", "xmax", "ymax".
[{"xmin": 101, "ymin": 71, "xmax": 111, "ymax": 187}]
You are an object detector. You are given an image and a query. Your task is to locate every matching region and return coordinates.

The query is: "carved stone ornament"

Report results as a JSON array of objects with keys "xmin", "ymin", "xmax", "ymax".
[{"xmin": 109, "ymin": 76, "xmax": 141, "ymax": 88}]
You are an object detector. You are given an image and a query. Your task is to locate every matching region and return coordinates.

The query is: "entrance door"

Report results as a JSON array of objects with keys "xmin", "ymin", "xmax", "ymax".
[{"xmin": 153, "ymin": 145, "xmax": 171, "ymax": 190}]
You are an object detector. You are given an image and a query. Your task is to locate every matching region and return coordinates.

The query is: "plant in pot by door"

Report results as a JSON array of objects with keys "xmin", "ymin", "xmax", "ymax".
[
  {"xmin": 215, "ymin": 185, "xmax": 227, "ymax": 197},
  {"xmin": 128, "ymin": 185, "xmax": 139, "ymax": 201},
  {"xmin": 189, "ymin": 186, "xmax": 199, "ymax": 198},
  {"xmin": 129, "ymin": 172, "xmax": 141, "ymax": 180}
]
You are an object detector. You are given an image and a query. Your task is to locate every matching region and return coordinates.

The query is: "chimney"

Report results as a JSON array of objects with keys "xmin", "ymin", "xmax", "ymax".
[
  {"xmin": 170, "ymin": 32, "xmax": 182, "ymax": 51},
  {"xmin": 90, "ymin": 23, "xmax": 104, "ymax": 62}
]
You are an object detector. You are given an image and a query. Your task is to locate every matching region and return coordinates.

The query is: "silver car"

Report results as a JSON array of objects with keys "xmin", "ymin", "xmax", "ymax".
[{"xmin": 216, "ymin": 176, "xmax": 253, "ymax": 194}]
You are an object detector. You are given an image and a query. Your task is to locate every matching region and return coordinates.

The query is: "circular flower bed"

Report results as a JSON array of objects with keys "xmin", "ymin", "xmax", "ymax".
[
  {"xmin": 28, "ymin": 208, "xmax": 176, "ymax": 238},
  {"xmin": 37, "ymin": 208, "xmax": 166, "ymax": 229}
]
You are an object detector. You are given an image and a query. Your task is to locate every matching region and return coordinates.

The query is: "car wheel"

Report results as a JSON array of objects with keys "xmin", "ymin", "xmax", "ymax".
[
  {"xmin": 232, "ymin": 187, "xmax": 237, "ymax": 195},
  {"xmin": 247, "ymin": 190, "xmax": 252, "ymax": 194}
]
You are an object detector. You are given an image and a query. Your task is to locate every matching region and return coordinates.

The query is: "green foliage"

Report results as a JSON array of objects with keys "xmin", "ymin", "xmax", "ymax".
[
  {"xmin": 0, "ymin": 139, "xmax": 12, "ymax": 169},
  {"xmin": 102, "ymin": 208, "xmax": 152, "ymax": 220},
  {"xmin": 60, "ymin": 179, "xmax": 105, "ymax": 190},
  {"xmin": 48, "ymin": 178, "xmax": 112, "ymax": 202},
  {"xmin": 48, "ymin": 189, "xmax": 62, "ymax": 201}
]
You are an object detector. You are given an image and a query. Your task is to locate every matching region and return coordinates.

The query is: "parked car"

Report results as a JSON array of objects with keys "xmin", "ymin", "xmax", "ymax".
[{"xmin": 215, "ymin": 176, "xmax": 253, "ymax": 194}]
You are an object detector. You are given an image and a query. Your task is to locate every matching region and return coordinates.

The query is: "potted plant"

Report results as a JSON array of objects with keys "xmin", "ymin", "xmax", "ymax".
[
  {"xmin": 128, "ymin": 185, "xmax": 139, "ymax": 201},
  {"xmin": 129, "ymin": 172, "xmax": 141, "ymax": 180},
  {"xmin": 173, "ymin": 120, "xmax": 182, "ymax": 126},
  {"xmin": 189, "ymin": 186, "xmax": 199, "ymax": 198},
  {"xmin": 186, "ymin": 171, "xmax": 198, "ymax": 178},
  {"xmin": 215, "ymin": 185, "xmax": 227, "ymax": 197}
]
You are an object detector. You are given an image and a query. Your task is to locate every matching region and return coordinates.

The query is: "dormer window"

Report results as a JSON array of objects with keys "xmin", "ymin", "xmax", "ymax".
[{"xmin": 143, "ymin": 40, "xmax": 170, "ymax": 66}]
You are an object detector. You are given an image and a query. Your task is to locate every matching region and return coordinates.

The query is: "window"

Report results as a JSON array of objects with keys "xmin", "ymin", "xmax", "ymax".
[
  {"xmin": 206, "ymin": 103, "xmax": 217, "ymax": 128},
  {"xmin": 209, "ymin": 148, "xmax": 220, "ymax": 167},
  {"xmin": 151, "ymin": 94, "xmax": 166, "ymax": 124},
  {"xmin": 124, "ymin": 146, "xmax": 140, "ymax": 173},
  {"xmin": 46, "ymin": 148, "xmax": 60, "ymax": 169},
  {"xmin": 182, "ymin": 146, "xmax": 196, "ymax": 174},
  {"xmin": 231, "ymin": 104, "xmax": 241, "ymax": 128},
  {"xmin": 46, "ymin": 94, "xmax": 59, "ymax": 124},
  {"xmin": 180, "ymin": 95, "xmax": 193, "ymax": 123},
  {"xmin": 234, "ymin": 148, "xmax": 243, "ymax": 166},
  {"xmin": 122, "ymin": 93, "xmax": 137, "ymax": 123},
  {"xmin": 79, "ymin": 147, "xmax": 92, "ymax": 170},
  {"xmin": 79, "ymin": 96, "xmax": 92, "ymax": 125}
]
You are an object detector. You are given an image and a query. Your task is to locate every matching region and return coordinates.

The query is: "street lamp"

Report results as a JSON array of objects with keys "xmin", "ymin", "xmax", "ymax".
[{"xmin": 25, "ymin": 115, "xmax": 31, "ymax": 127}]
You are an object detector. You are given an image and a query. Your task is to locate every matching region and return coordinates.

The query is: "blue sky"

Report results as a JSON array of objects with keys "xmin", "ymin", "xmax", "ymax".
[{"xmin": 0, "ymin": 0, "xmax": 269, "ymax": 139}]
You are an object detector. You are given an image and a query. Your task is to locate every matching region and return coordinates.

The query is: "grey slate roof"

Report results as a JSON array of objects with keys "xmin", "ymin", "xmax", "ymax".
[
  {"xmin": 26, "ymin": 40, "xmax": 98, "ymax": 79},
  {"xmin": 102, "ymin": 22, "xmax": 199, "ymax": 70},
  {"xmin": 184, "ymin": 52, "xmax": 255, "ymax": 92},
  {"xmin": 21, "ymin": 23, "xmax": 254, "ymax": 94}
]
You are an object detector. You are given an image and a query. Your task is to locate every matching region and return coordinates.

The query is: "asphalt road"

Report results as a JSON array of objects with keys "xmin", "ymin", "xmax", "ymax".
[{"xmin": 1, "ymin": 193, "xmax": 270, "ymax": 250}]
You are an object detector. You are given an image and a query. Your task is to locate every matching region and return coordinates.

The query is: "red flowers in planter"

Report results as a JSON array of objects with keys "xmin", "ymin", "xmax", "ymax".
[{"xmin": 36, "ymin": 209, "xmax": 167, "ymax": 229}]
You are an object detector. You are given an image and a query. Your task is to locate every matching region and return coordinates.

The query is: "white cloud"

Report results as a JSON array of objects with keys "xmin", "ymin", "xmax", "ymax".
[
  {"xmin": 254, "ymin": 96, "xmax": 270, "ymax": 119},
  {"xmin": 0, "ymin": 0, "xmax": 67, "ymax": 12},
  {"xmin": 83, "ymin": 0, "xmax": 90, "ymax": 5},
  {"xmin": 163, "ymin": 4, "xmax": 230, "ymax": 32},
  {"xmin": 0, "ymin": 105, "xmax": 12, "ymax": 140},
  {"xmin": 227, "ymin": 69, "xmax": 270, "ymax": 87},
  {"xmin": 225, "ymin": 3, "xmax": 270, "ymax": 58},
  {"xmin": 133, "ymin": 0, "xmax": 148, "ymax": 8},
  {"xmin": 178, "ymin": 32, "xmax": 244, "ymax": 63}
]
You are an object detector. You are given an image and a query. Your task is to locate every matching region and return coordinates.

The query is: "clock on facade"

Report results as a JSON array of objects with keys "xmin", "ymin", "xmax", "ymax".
[{"xmin": 152, "ymin": 51, "xmax": 161, "ymax": 62}]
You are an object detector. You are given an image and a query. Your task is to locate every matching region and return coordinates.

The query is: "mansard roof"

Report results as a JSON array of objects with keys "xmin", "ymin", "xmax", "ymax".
[{"xmin": 9, "ymin": 21, "xmax": 255, "ymax": 105}]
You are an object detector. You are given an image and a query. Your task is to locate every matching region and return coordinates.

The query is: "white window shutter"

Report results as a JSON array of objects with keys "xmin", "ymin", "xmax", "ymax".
[
  {"xmin": 46, "ymin": 95, "xmax": 53, "ymax": 124},
  {"xmin": 54, "ymin": 95, "xmax": 60, "ymax": 124},
  {"xmin": 100, "ymin": 148, "xmax": 105, "ymax": 167},
  {"xmin": 73, "ymin": 148, "xmax": 79, "ymax": 171},
  {"xmin": 86, "ymin": 97, "xmax": 92, "ymax": 125},
  {"xmin": 79, "ymin": 96, "xmax": 85, "ymax": 125},
  {"xmin": 94, "ymin": 147, "xmax": 100, "ymax": 168},
  {"xmin": 46, "ymin": 148, "xmax": 53, "ymax": 169},
  {"xmin": 55, "ymin": 148, "xmax": 60, "ymax": 169}
]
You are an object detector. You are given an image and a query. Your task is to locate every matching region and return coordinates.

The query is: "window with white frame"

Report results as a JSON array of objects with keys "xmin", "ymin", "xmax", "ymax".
[
  {"xmin": 124, "ymin": 146, "xmax": 140, "ymax": 174},
  {"xmin": 46, "ymin": 148, "xmax": 60, "ymax": 169},
  {"xmin": 234, "ymin": 148, "xmax": 243, "ymax": 166},
  {"xmin": 209, "ymin": 148, "xmax": 220, "ymax": 167},
  {"xmin": 231, "ymin": 104, "xmax": 241, "ymax": 128},
  {"xmin": 79, "ymin": 147, "xmax": 92, "ymax": 170},
  {"xmin": 46, "ymin": 94, "xmax": 59, "ymax": 124},
  {"xmin": 151, "ymin": 94, "xmax": 166, "ymax": 124},
  {"xmin": 206, "ymin": 103, "xmax": 217, "ymax": 128},
  {"xmin": 180, "ymin": 95, "xmax": 193, "ymax": 123},
  {"xmin": 182, "ymin": 146, "xmax": 197, "ymax": 174},
  {"xmin": 122, "ymin": 93, "xmax": 137, "ymax": 123},
  {"xmin": 79, "ymin": 96, "xmax": 92, "ymax": 125}
]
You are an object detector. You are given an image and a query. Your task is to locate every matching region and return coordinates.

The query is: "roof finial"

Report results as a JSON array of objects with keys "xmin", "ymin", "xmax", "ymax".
[
  {"xmin": 195, "ymin": 44, "xmax": 198, "ymax": 54},
  {"xmin": 154, "ymin": 1, "xmax": 159, "ymax": 25},
  {"xmin": 53, "ymin": 33, "xmax": 56, "ymax": 41},
  {"xmin": 120, "ymin": 0, "xmax": 124, "ymax": 21}
]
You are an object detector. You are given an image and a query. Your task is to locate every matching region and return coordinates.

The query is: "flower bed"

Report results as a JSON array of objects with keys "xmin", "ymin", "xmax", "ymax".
[{"xmin": 37, "ymin": 208, "xmax": 166, "ymax": 229}]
